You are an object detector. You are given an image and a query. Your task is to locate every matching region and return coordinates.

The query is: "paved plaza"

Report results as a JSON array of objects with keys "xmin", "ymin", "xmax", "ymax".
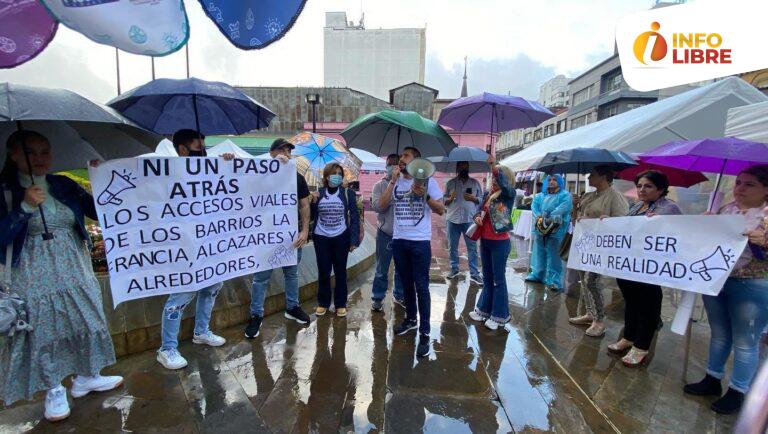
[{"xmin": 0, "ymin": 222, "xmax": 746, "ymax": 433}]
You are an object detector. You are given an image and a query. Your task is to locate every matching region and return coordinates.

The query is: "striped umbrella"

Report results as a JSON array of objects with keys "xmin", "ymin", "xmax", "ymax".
[{"xmin": 288, "ymin": 132, "xmax": 362, "ymax": 187}]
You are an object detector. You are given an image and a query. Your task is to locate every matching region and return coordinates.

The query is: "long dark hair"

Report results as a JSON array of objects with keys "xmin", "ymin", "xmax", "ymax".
[{"xmin": 1, "ymin": 130, "xmax": 49, "ymax": 184}]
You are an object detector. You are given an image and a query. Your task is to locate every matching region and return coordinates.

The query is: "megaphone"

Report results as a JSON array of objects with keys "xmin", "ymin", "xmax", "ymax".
[
  {"xmin": 689, "ymin": 246, "xmax": 735, "ymax": 282},
  {"xmin": 406, "ymin": 158, "xmax": 435, "ymax": 187},
  {"xmin": 97, "ymin": 169, "xmax": 137, "ymax": 206}
]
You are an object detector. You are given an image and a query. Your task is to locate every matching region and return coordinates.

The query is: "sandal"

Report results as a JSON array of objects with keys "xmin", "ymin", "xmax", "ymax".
[
  {"xmin": 585, "ymin": 323, "xmax": 606, "ymax": 337},
  {"xmin": 568, "ymin": 315, "xmax": 594, "ymax": 326},
  {"xmin": 622, "ymin": 347, "xmax": 649, "ymax": 367},
  {"xmin": 607, "ymin": 339, "xmax": 633, "ymax": 354}
]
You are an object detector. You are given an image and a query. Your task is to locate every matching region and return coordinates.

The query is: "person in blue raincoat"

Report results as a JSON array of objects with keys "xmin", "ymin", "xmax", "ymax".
[{"xmin": 526, "ymin": 174, "xmax": 572, "ymax": 291}]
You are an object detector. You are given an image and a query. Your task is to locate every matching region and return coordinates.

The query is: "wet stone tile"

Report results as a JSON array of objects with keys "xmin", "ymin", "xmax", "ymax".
[{"xmin": 386, "ymin": 350, "xmax": 494, "ymax": 398}]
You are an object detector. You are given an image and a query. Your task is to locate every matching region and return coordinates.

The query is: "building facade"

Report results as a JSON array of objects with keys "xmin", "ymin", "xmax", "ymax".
[
  {"xmin": 323, "ymin": 12, "xmax": 426, "ymax": 101},
  {"xmin": 537, "ymin": 75, "xmax": 570, "ymax": 109}
]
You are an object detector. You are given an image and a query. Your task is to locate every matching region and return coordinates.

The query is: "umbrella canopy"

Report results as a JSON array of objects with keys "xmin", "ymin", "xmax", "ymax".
[
  {"xmin": 139, "ymin": 139, "xmax": 178, "ymax": 158},
  {"xmin": 107, "ymin": 77, "xmax": 276, "ymax": 135},
  {"xmin": 289, "ymin": 132, "xmax": 362, "ymax": 187},
  {"xmin": 438, "ymin": 92, "xmax": 554, "ymax": 133},
  {"xmin": 638, "ymin": 137, "xmax": 768, "ymax": 176},
  {"xmin": 207, "ymin": 139, "xmax": 254, "ymax": 159},
  {"xmin": 0, "ymin": 0, "xmax": 58, "ymax": 69},
  {"xmin": 0, "ymin": 82, "xmax": 160, "ymax": 171},
  {"xmin": 428, "ymin": 146, "xmax": 490, "ymax": 173},
  {"xmin": 531, "ymin": 148, "xmax": 637, "ymax": 174},
  {"xmin": 616, "ymin": 157, "xmax": 708, "ymax": 188},
  {"xmin": 341, "ymin": 109, "xmax": 456, "ymax": 157}
]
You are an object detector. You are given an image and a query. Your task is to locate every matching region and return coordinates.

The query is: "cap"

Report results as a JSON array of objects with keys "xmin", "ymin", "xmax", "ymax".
[{"xmin": 270, "ymin": 138, "xmax": 295, "ymax": 152}]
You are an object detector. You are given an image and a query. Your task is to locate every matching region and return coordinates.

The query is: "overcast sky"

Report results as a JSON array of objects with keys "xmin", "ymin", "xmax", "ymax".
[{"xmin": 0, "ymin": 0, "xmax": 652, "ymax": 103}]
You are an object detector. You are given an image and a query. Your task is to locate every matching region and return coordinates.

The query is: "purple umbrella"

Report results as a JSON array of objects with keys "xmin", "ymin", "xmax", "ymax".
[
  {"xmin": 437, "ymin": 92, "xmax": 554, "ymax": 133},
  {"xmin": 639, "ymin": 137, "xmax": 768, "ymax": 175},
  {"xmin": 639, "ymin": 137, "xmax": 768, "ymax": 210},
  {"xmin": 0, "ymin": 0, "xmax": 58, "ymax": 69}
]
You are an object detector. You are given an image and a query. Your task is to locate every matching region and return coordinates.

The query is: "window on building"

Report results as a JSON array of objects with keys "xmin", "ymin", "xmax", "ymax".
[
  {"xmin": 533, "ymin": 129, "xmax": 542, "ymax": 141},
  {"xmin": 543, "ymin": 125, "xmax": 554, "ymax": 138},
  {"xmin": 626, "ymin": 103, "xmax": 647, "ymax": 110},
  {"xmin": 572, "ymin": 86, "xmax": 591, "ymax": 106},
  {"xmin": 570, "ymin": 114, "xmax": 589, "ymax": 129},
  {"xmin": 598, "ymin": 103, "xmax": 619, "ymax": 120},
  {"xmin": 524, "ymin": 132, "xmax": 532, "ymax": 144},
  {"xmin": 557, "ymin": 119, "xmax": 567, "ymax": 133},
  {"xmin": 601, "ymin": 71, "xmax": 623, "ymax": 94}
]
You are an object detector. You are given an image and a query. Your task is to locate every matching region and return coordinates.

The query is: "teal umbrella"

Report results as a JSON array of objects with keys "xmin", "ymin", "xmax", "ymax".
[{"xmin": 340, "ymin": 109, "xmax": 456, "ymax": 157}]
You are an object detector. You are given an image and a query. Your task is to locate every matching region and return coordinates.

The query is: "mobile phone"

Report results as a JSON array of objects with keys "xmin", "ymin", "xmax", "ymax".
[{"xmin": 465, "ymin": 188, "xmax": 472, "ymax": 194}]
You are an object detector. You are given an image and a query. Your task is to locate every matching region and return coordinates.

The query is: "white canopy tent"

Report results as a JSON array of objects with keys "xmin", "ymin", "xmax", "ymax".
[
  {"xmin": 501, "ymin": 77, "xmax": 768, "ymax": 172},
  {"xmin": 350, "ymin": 147, "xmax": 386, "ymax": 172},
  {"xmin": 207, "ymin": 139, "xmax": 253, "ymax": 158},
  {"xmin": 139, "ymin": 138, "xmax": 177, "ymax": 157},
  {"xmin": 725, "ymin": 100, "xmax": 768, "ymax": 143}
]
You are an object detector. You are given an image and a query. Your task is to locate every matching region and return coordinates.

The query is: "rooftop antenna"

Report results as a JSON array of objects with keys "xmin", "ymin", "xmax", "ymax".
[
  {"xmin": 359, "ymin": 0, "xmax": 364, "ymax": 28},
  {"xmin": 460, "ymin": 56, "xmax": 468, "ymax": 97}
]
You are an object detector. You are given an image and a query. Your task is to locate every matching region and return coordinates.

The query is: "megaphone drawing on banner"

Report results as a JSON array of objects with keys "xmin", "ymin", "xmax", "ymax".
[
  {"xmin": 689, "ymin": 246, "xmax": 736, "ymax": 282},
  {"xmin": 97, "ymin": 169, "xmax": 137, "ymax": 206},
  {"xmin": 404, "ymin": 158, "xmax": 435, "ymax": 199}
]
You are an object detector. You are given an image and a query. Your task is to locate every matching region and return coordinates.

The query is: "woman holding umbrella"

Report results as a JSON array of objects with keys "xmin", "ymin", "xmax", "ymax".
[
  {"xmin": 467, "ymin": 163, "xmax": 517, "ymax": 330},
  {"xmin": 684, "ymin": 165, "xmax": 768, "ymax": 414},
  {"xmin": 608, "ymin": 170, "xmax": 682, "ymax": 367},
  {"xmin": 0, "ymin": 131, "xmax": 122, "ymax": 421}
]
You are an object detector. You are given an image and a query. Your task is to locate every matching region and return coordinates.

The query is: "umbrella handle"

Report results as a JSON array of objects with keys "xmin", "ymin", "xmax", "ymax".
[{"xmin": 17, "ymin": 123, "xmax": 54, "ymax": 241}]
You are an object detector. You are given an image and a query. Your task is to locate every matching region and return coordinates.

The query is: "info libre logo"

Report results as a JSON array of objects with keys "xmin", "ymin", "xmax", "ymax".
[{"xmin": 632, "ymin": 22, "xmax": 732, "ymax": 66}]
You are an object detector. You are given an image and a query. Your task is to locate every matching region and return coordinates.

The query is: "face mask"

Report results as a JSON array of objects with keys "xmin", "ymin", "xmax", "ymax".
[
  {"xmin": 329, "ymin": 174, "xmax": 343, "ymax": 188},
  {"xmin": 459, "ymin": 169, "xmax": 469, "ymax": 178},
  {"xmin": 386, "ymin": 165, "xmax": 396, "ymax": 178},
  {"xmin": 187, "ymin": 148, "xmax": 207, "ymax": 157}
]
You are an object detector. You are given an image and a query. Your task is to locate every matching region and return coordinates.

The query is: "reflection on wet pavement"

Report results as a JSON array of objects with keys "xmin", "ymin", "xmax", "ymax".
[{"xmin": 0, "ymin": 222, "xmax": 743, "ymax": 433}]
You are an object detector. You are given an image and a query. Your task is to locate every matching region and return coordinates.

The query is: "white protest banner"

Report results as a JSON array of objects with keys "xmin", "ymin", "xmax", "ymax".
[
  {"xmin": 89, "ymin": 157, "xmax": 298, "ymax": 307},
  {"xmin": 567, "ymin": 215, "xmax": 748, "ymax": 295}
]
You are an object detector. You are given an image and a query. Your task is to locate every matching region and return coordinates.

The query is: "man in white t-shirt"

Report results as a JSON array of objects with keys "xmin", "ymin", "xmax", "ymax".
[{"xmin": 377, "ymin": 146, "xmax": 445, "ymax": 358}]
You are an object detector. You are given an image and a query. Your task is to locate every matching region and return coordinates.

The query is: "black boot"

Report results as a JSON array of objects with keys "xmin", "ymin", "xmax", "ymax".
[
  {"xmin": 683, "ymin": 374, "xmax": 722, "ymax": 396},
  {"xmin": 711, "ymin": 388, "xmax": 744, "ymax": 415}
]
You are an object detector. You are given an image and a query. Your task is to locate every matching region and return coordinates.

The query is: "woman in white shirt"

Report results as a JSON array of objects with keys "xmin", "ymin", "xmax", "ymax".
[{"xmin": 311, "ymin": 163, "xmax": 361, "ymax": 318}]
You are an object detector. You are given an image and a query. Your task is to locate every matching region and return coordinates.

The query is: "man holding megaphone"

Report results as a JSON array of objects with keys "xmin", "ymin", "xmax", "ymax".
[{"xmin": 377, "ymin": 147, "xmax": 445, "ymax": 358}]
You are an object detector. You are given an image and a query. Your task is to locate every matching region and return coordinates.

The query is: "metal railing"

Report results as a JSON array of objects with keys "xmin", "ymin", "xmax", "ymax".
[{"xmin": 734, "ymin": 358, "xmax": 768, "ymax": 434}]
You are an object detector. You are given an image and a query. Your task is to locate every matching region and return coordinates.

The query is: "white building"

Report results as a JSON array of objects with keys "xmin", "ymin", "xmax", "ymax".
[
  {"xmin": 537, "ymin": 75, "xmax": 570, "ymax": 109},
  {"xmin": 323, "ymin": 12, "xmax": 426, "ymax": 101}
]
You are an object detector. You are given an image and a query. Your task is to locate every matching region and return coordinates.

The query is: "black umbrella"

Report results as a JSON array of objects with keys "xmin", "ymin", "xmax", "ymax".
[
  {"xmin": 1, "ymin": 83, "xmax": 160, "ymax": 240},
  {"xmin": 531, "ymin": 148, "xmax": 637, "ymax": 174}
]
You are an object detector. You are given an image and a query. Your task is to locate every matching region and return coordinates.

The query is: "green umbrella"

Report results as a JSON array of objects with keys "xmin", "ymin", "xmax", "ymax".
[{"xmin": 340, "ymin": 109, "xmax": 457, "ymax": 157}]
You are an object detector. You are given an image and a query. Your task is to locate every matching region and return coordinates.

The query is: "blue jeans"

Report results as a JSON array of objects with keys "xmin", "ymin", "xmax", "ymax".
[
  {"xmin": 371, "ymin": 229, "xmax": 404, "ymax": 302},
  {"xmin": 475, "ymin": 238, "xmax": 511, "ymax": 323},
  {"xmin": 527, "ymin": 233, "xmax": 565, "ymax": 288},
  {"xmin": 392, "ymin": 239, "xmax": 432, "ymax": 334},
  {"xmin": 703, "ymin": 277, "xmax": 768, "ymax": 393},
  {"xmin": 250, "ymin": 248, "xmax": 302, "ymax": 317},
  {"xmin": 161, "ymin": 282, "xmax": 223, "ymax": 351},
  {"xmin": 447, "ymin": 221, "xmax": 480, "ymax": 277}
]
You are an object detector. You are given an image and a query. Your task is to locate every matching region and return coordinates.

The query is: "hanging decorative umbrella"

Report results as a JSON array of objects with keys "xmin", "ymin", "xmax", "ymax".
[
  {"xmin": 289, "ymin": 132, "xmax": 362, "ymax": 187},
  {"xmin": 438, "ymin": 92, "xmax": 555, "ymax": 133},
  {"xmin": 0, "ymin": 0, "xmax": 58, "ymax": 69},
  {"xmin": 107, "ymin": 77, "xmax": 276, "ymax": 135},
  {"xmin": 198, "ymin": 0, "xmax": 308, "ymax": 50},
  {"xmin": 341, "ymin": 109, "xmax": 456, "ymax": 157},
  {"xmin": 428, "ymin": 146, "xmax": 490, "ymax": 173}
]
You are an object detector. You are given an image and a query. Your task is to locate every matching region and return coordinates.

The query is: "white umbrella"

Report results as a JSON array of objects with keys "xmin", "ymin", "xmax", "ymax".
[{"xmin": 207, "ymin": 139, "xmax": 253, "ymax": 158}]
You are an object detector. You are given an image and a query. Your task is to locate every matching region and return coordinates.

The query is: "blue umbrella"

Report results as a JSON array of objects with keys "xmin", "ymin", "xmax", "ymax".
[
  {"xmin": 531, "ymin": 148, "xmax": 637, "ymax": 174},
  {"xmin": 428, "ymin": 146, "xmax": 490, "ymax": 173},
  {"xmin": 107, "ymin": 77, "xmax": 276, "ymax": 135},
  {"xmin": 289, "ymin": 132, "xmax": 361, "ymax": 187}
]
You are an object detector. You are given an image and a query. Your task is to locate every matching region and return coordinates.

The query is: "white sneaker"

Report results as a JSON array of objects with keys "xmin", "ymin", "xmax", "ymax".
[
  {"xmin": 192, "ymin": 331, "xmax": 226, "ymax": 347},
  {"xmin": 157, "ymin": 349, "xmax": 188, "ymax": 370},
  {"xmin": 469, "ymin": 311, "xmax": 486, "ymax": 322},
  {"xmin": 70, "ymin": 375, "xmax": 124, "ymax": 398},
  {"xmin": 484, "ymin": 318, "xmax": 500, "ymax": 331},
  {"xmin": 44, "ymin": 385, "xmax": 70, "ymax": 422}
]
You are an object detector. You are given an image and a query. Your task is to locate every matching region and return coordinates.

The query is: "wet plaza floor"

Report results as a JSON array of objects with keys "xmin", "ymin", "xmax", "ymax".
[{"xmin": 0, "ymin": 221, "xmax": 746, "ymax": 433}]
